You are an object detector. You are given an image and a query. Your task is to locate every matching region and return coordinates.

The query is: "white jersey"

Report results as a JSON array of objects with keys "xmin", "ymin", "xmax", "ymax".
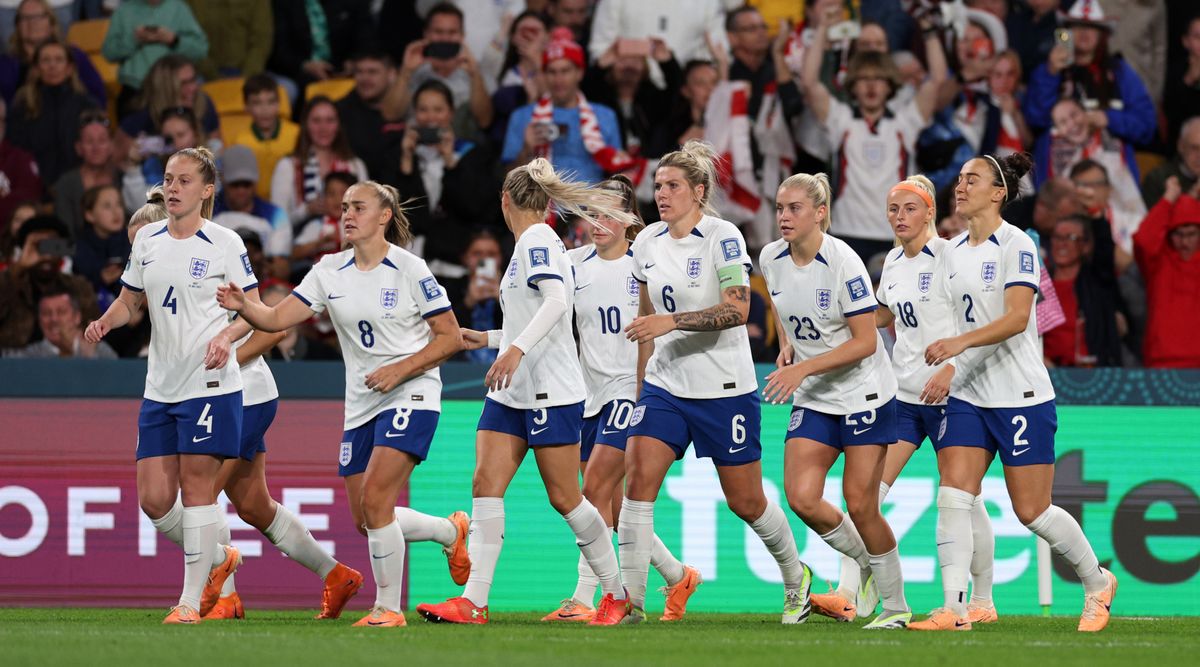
[
  {"xmin": 235, "ymin": 334, "xmax": 279, "ymax": 406},
  {"xmin": 492, "ymin": 223, "xmax": 586, "ymax": 409},
  {"xmin": 294, "ymin": 245, "xmax": 452, "ymax": 429},
  {"xmin": 120, "ymin": 219, "xmax": 256, "ymax": 403},
  {"xmin": 826, "ymin": 97, "xmax": 926, "ymax": 241},
  {"xmin": 944, "ymin": 222, "xmax": 1055, "ymax": 408},
  {"xmin": 876, "ymin": 237, "xmax": 957, "ymax": 404},
  {"xmin": 569, "ymin": 244, "xmax": 640, "ymax": 417},
  {"xmin": 759, "ymin": 235, "xmax": 896, "ymax": 413},
  {"xmin": 632, "ymin": 216, "xmax": 757, "ymax": 399}
]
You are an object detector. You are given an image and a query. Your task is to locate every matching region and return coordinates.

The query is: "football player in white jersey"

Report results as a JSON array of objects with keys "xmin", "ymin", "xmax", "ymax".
[
  {"xmin": 85, "ymin": 148, "xmax": 252, "ymax": 624},
  {"xmin": 217, "ymin": 181, "xmax": 470, "ymax": 628},
  {"xmin": 910, "ymin": 153, "xmax": 1116, "ymax": 632},
  {"xmin": 542, "ymin": 176, "xmax": 699, "ymax": 624},
  {"xmin": 759, "ymin": 173, "xmax": 910, "ymax": 630},
  {"xmin": 416, "ymin": 159, "xmax": 634, "ymax": 626},
  {"xmin": 621, "ymin": 141, "xmax": 813, "ymax": 625}
]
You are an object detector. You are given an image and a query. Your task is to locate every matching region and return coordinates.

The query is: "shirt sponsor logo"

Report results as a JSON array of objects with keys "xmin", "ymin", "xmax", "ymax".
[
  {"xmin": 1019, "ymin": 250, "xmax": 1035, "ymax": 274},
  {"xmin": 419, "ymin": 276, "xmax": 443, "ymax": 301},
  {"xmin": 982, "ymin": 261, "xmax": 997, "ymax": 283},
  {"xmin": 721, "ymin": 238, "xmax": 741, "ymax": 261},
  {"xmin": 918, "ymin": 272, "xmax": 933, "ymax": 293},
  {"xmin": 816, "ymin": 288, "xmax": 832, "ymax": 310},
  {"xmin": 240, "ymin": 253, "xmax": 252, "ymax": 276},
  {"xmin": 687, "ymin": 257, "xmax": 702, "ymax": 279},
  {"xmin": 189, "ymin": 257, "xmax": 210, "ymax": 280},
  {"xmin": 529, "ymin": 247, "xmax": 550, "ymax": 267},
  {"xmin": 846, "ymin": 276, "xmax": 869, "ymax": 301},
  {"xmin": 380, "ymin": 288, "xmax": 399, "ymax": 310}
]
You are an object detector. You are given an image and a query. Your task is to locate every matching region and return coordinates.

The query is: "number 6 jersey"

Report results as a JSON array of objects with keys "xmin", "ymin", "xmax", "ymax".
[{"xmin": 293, "ymin": 245, "xmax": 452, "ymax": 429}]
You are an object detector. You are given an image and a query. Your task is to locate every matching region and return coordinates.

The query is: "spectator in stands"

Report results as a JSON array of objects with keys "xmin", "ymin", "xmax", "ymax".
[
  {"xmin": 648, "ymin": 59, "xmax": 719, "ymax": 158},
  {"xmin": 7, "ymin": 38, "xmax": 96, "ymax": 184},
  {"xmin": 1133, "ymin": 176, "xmax": 1200, "ymax": 368},
  {"xmin": 266, "ymin": 0, "xmax": 335, "ymax": 103},
  {"xmin": 546, "ymin": 0, "xmax": 591, "ymax": 50},
  {"xmin": 389, "ymin": 79, "xmax": 498, "ymax": 265},
  {"xmin": 7, "ymin": 288, "xmax": 116, "ymax": 357},
  {"xmin": 1100, "ymin": 0, "xmax": 1166, "ymax": 107},
  {"xmin": 115, "ymin": 55, "xmax": 218, "ymax": 162},
  {"xmin": 1145, "ymin": 117, "xmax": 1200, "ymax": 210},
  {"xmin": 0, "ymin": 0, "xmax": 103, "ymax": 106},
  {"xmin": 1043, "ymin": 214, "xmax": 1126, "ymax": 367},
  {"xmin": 52, "ymin": 109, "xmax": 120, "ymax": 238},
  {"xmin": 385, "ymin": 3, "xmax": 494, "ymax": 140},
  {"xmin": 337, "ymin": 49, "xmax": 401, "ymax": 180},
  {"xmin": 801, "ymin": 2, "xmax": 946, "ymax": 260},
  {"xmin": 70, "ymin": 183, "xmax": 127, "ymax": 310},
  {"xmin": 1068, "ymin": 158, "xmax": 1135, "ymax": 272},
  {"xmin": 0, "ymin": 214, "xmax": 97, "ymax": 347},
  {"xmin": 501, "ymin": 30, "xmax": 624, "ymax": 184},
  {"xmin": 0, "ymin": 0, "xmax": 75, "ymax": 49},
  {"xmin": 445, "ymin": 227, "xmax": 504, "ymax": 364},
  {"xmin": 1162, "ymin": 15, "xmax": 1200, "ymax": 150},
  {"xmin": 1024, "ymin": 1, "xmax": 1155, "ymax": 160},
  {"xmin": 0, "ymin": 96, "xmax": 42, "ymax": 236},
  {"xmin": 292, "ymin": 169, "xmax": 355, "ymax": 269},
  {"xmin": 1005, "ymin": 0, "xmax": 1060, "ymax": 82},
  {"xmin": 1009, "ymin": 176, "xmax": 1082, "ymax": 254},
  {"xmin": 120, "ymin": 105, "xmax": 202, "ymax": 211},
  {"xmin": 185, "ymin": 0, "xmax": 272, "ymax": 80},
  {"xmin": 589, "ymin": 0, "xmax": 728, "ymax": 66},
  {"xmin": 229, "ymin": 74, "xmax": 298, "ymax": 201},
  {"xmin": 990, "ymin": 50, "xmax": 1033, "ymax": 156},
  {"xmin": 212, "ymin": 144, "xmax": 291, "ymax": 281},
  {"xmin": 0, "ymin": 198, "xmax": 36, "ymax": 266},
  {"xmin": 488, "ymin": 10, "xmax": 548, "ymax": 145},
  {"xmin": 100, "ymin": 0, "xmax": 208, "ymax": 118},
  {"xmin": 269, "ymin": 95, "xmax": 367, "ymax": 226},
  {"xmin": 583, "ymin": 35, "xmax": 681, "ymax": 159}
]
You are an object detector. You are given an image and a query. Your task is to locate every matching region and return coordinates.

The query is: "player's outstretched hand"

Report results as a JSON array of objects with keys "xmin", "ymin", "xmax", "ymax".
[
  {"xmin": 762, "ymin": 364, "xmax": 807, "ymax": 405},
  {"xmin": 924, "ymin": 337, "xmax": 966, "ymax": 366},
  {"xmin": 365, "ymin": 364, "xmax": 406, "ymax": 393},
  {"xmin": 485, "ymin": 347, "xmax": 523, "ymax": 391},
  {"xmin": 203, "ymin": 333, "xmax": 232, "ymax": 370},
  {"xmin": 215, "ymin": 281, "xmax": 245, "ymax": 311},
  {"xmin": 84, "ymin": 319, "xmax": 109, "ymax": 343},
  {"xmin": 624, "ymin": 313, "xmax": 675, "ymax": 344},
  {"xmin": 461, "ymin": 328, "xmax": 488, "ymax": 350},
  {"xmin": 920, "ymin": 363, "xmax": 954, "ymax": 404}
]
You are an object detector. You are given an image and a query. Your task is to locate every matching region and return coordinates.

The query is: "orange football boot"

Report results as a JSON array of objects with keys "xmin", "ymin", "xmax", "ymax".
[
  {"xmin": 1078, "ymin": 568, "xmax": 1118, "ymax": 632},
  {"xmin": 444, "ymin": 511, "xmax": 471, "ymax": 586},
  {"xmin": 659, "ymin": 565, "xmax": 702, "ymax": 621},
  {"xmin": 541, "ymin": 598, "xmax": 595, "ymax": 622},
  {"xmin": 199, "ymin": 545, "xmax": 242, "ymax": 616},
  {"xmin": 203, "ymin": 593, "xmax": 245, "ymax": 620},
  {"xmin": 163, "ymin": 605, "xmax": 201, "ymax": 625},
  {"xmin": 315, "ymin": 563, "xmax": 364, "ymax": 619},
  {"xmin": 416, "ymin": 597, "xmax": 489, "ymax": 624},
  {"xmin": 810, "ymin": 588, "xmax": 857, "ymax": 622},
  {"xmin": 908, "ymin": 608, "xmax": 972, "ymax": 631},
  {"xmin": 587, "ymin": 592, "xmax": 632, "ymax": 626},
  {"xmin": 352, "ymin": 606, "xmax": 407, "ymax": 627}
]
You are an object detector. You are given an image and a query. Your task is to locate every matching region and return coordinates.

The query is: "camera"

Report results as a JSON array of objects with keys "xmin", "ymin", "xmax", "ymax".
[
  {"xmin": 423, "ymin": 41, "xmax": 461, "ymax": 60},
  {"xmin": 416, "ymin": 126, "xmax": 442, "ymax": 145}
]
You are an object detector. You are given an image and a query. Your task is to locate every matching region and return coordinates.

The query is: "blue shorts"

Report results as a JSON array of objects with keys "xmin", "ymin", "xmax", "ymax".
[
  {"xmin": 580, "ymin": 399, "xmax": 636, "ymax": 461},
  {"xmin": 936, "ymin": 397, "xmax": 1057, "ymax": 467},
  {"xmin": 339, "ymin": 407, "xmax": 440, "ymax": 477},
  {"xmin": 239, "ymin": 399, "xmax": 278, "ymax": 461},
  {"xmin": 478, "ymin": 398, "xmax": 583, "ymax": 446},
  {"xmin": 785, "ymin": 398, "xmax": 898, "ymax": 449},
  {"xmin": 136, "ymin": 392, "xmax": 243, "ymax": 460},
  {"xmin": 895, "ymin": 400, "xmax": 946, "ymax": 449},
  {"xmin": 627, "ymin": 382, "xmax": 761, "ymax": 466}
]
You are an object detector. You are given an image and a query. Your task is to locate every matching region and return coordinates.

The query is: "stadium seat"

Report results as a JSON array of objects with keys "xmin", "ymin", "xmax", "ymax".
[
  {"xmin": 1136, "ymin": 151, "xmax": 1165, "ymax": 183},
  {"xmin": 305, "ymin": 78, "xmax": 355, "ymax": 102},
  {"xmin": 87, "ymin": 52, "xmax": 120, "ymax": 125},
  {"xmin": 202, "ymin": 78, "xmax": 292, "ymax": 119},
  {"xmin": 66, "ymin": 18, "xmax": 109, "ymax": 54},
  {"xmin": 219, "ymin": 113, "xmax": 254, "ymax": 141}
]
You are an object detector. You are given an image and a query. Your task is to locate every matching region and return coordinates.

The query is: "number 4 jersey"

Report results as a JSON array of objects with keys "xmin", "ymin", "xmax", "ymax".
[{"xmin": 293, "ymin": 245, "xmax": 452, "ymax": 429}]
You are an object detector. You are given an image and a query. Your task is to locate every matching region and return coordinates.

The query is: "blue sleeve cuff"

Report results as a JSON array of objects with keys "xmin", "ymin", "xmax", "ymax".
[
  {"xmin": 291, "ymin": 290, "xmax": 312, "ymax": 306},
  {"xmin": 242, "ymin": 282, "xmax": 258, "ymax": 293},
  {"xmin": 844, "ymin": 304, "xmax": 879, "ymax": 318},
  {"xmin": 527, "ymin": 273, "xmax": 563, "ymax": 290},
  {"xmin": 421, "ymin": 305, "xmax": 452, "ymax": 319},
  {"xmin": 119, "ymin": 279, "xmax": 143, "ymax": 293},
  {"xmin": 1005, "ymin": 281, "xmax": 1039, "ymax": 293}
]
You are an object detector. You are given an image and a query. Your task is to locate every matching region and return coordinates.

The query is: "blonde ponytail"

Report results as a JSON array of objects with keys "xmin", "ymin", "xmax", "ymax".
[
  {"xmin": 503, "ymin": 158, "xmax": 636, "ymax": 227},
  {"xmin": 779, "ymin": 173, "xmax": 833, "ymax": 232},
  {"xmin": 355, "ymin": 180, "xmax": 414, "ymax": 248},
  {"xmin": 170, "ymin": 146, "xmax": 219, "ymax": 219},
  {"xmin": 657, "ymin": 139, "xmax": 721, "ymax": 216}
]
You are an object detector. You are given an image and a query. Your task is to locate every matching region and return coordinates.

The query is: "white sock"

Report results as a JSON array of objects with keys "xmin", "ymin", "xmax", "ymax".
[
  {"xmin": 572, "ymin": 551, "xmax": 600, "ymax": 606},
  {"xmin": 264, "ymin": 504, "xmax": 338, "ymax": 579},
  {"xmin": 463, "ymin": 497, "xmax": 504, "ymax": 608},
  {"xmin": 365, "ymin": 520, "xmax": 406, "ymax": 612},
  {"xmin": 936, "ymin": 486, "xmax": 975, "ymax": 616},
  {"xmin": 564, "ymin": 499, "xmax": 623, "ymax": 599},
  {"xmin": 618, "ymin": 498, "xmax": 655, "ymax": 608},
  {"xmin": 179, "ymin": 504, "xmax": 220, "ymax": 611},
  {"xmin": 750, "ymin": 501, "xmax": 806, "ymax": 589},
  {"xmin": 1024, "ymin": 505, "xmax": 1107, "ymax": 594},
  {"xmin": 217, "ymin": 511, "xmax": 235, "ymax": 596},
  {"xmin": 651, "ymin": 533, "xmax": 686, "ymax": 586},
  {"xmin": 150, "ymin": 497, "xmax": 185, "ymax": 549},
  {"xmin": 820, "ymin": 513, "xmax": 869, "ymax": 600},
  {"xmin": 395, "ymin": 507, "xmax": 456, "ymax": 546},
  {"xmin": 878, "ymin": 481, "xmax": 891, "ymax": 505},
  {"xmin": 868, "ymin": 546, "xmax": 908, "ymax": 613},
  {"xmin": 969, "ymin": 495, "xmax": 995, "ymax": 604}
]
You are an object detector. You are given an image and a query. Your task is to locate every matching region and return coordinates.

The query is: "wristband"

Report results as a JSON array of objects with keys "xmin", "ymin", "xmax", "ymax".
[{"xmin": 487, "ymin": 329, "xmax": 502, "ymax": 349}]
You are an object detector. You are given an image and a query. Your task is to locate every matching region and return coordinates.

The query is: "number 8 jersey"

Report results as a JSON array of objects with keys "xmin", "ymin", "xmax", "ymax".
[{"xmin": 293, "ymin": 245, "xmax": 452, "ymax": 429}]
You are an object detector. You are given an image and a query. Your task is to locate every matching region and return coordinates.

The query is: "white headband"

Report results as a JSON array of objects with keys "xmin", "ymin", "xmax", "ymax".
[{"xmin": 984, "ymin": 154, "xmax": 1008, "ymax": 200}]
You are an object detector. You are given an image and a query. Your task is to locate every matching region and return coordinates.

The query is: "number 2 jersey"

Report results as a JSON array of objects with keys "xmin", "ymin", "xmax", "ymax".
[
  {"xmin": 944, "ymin": 222, "xmax": 1055, "ymax": 408},
  {"xmin": 293, "ymin": 244, "xmax": 452, "ymax": 429},
  {"xmin": 759, "ymin": 234, "xmax": 896, "ymax": 414},
  {"xmin": 568, "ymin": 244, "xmax": 640, "ymax": 417},
  {"xmin": 493, "ymin": 223, "xmax": 585, "ymax": 409},
  {"xmin": 120, "ymin": 220, "xmax": 257, "ymax": 403}
]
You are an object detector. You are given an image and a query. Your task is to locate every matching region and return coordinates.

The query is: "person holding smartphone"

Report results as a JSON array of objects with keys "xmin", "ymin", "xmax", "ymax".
[{"xmin": 0, "ymin": 214, "xmax": 98, "ymax": 349}]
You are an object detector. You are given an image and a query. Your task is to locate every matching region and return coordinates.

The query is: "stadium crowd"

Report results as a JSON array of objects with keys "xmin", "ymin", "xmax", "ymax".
[{"xmin": 0, "ymin": 0, "xmax": 1197, "ymax": 369}]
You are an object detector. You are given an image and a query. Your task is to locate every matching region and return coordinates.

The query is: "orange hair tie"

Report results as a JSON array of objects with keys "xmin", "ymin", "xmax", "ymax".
[{"xmin": 889, "ymin": 182, "xmax": 934, "ymax": 209}]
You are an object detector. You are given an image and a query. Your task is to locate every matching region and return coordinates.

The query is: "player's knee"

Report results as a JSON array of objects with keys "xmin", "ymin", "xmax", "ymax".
[
  {"xmin": 235, "ymin": 501, "xmax": 274, "ymax": 532},
  {"xmin": 359, "ymin": 489, "xmax": 397, "ymax": 529},
  {"xmin": 138, "ymin": 489, "xmax": 176, "ymax": 520},
  {"xmin": 846, "ymin": 498, "xmax": 880, "ymax": 527},
  {"xmin": 1012, "ymin": 498, "xmax": 1050, "ymax": 526},
  {"xmin": 547, "ymin": 488, "xmax": 582, "ymax": 516},
  {"xmin": 726, "ymin": 492, "xmax": 766, "ymax": 523}
]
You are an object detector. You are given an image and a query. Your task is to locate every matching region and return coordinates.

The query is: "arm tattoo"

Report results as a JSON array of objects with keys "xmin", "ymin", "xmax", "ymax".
[{"xmin": 672, "ymin": 287, "xmax": 749, "ymax": 332}]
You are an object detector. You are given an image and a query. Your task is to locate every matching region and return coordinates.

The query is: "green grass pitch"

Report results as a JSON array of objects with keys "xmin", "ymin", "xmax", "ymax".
[{"xmin": 2, "ymin": 609, "xmax": 1198, "ymax": 667}]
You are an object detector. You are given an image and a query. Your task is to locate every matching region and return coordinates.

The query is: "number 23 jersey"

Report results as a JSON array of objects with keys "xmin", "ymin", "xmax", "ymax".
[{"xmin": 293, "ymin": 245, "xmax": 452, "ymax": 429}]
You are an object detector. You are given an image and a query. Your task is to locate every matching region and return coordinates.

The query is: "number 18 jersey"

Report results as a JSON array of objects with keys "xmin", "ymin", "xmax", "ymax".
[{"xmin": 569, "ymin": 244, "xmax": 640, "ymax": 417}]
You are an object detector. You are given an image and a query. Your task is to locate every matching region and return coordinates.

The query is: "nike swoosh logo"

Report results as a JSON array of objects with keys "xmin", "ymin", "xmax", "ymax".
[
  {"xmin": 141, "ymin": 259, "xmax": 154, "ymax": 266},
  {"xmin": 955, "ymin": 621, "xmax": 970, "ymax": 627},
  {"xmin": 852, "ymin": 427, "xmax": 871, "ymax": 435},
  {"xmin": 384, "ymin": 431, "xmax": 406, "ymax": 438},
  {"xmin": 530, "ymin": 426, "xmax": 550, "ymax": 435},
  {"xmin": 575, "ymin": 283, "xmax": 591, "ymax": 290},
  {"xmin": 556, "ymin": 612, "xmax": 588, "ymax": 619},
  {"xmin": 328, "ymin": 294, "xmax": 344, "ymax": 299},
  {"xmin": 1012, "ymin": 447, "xmax": 1030, "ymax": 456},
  {"xmin": 192, "ymin": 435, "xmax": 212, "ymax": 443},
  {"xmin": 936, "ymin": 541, "xmax": 953, "ymax": 546},
  {"xmin": 372, "ymin": 552, "xmax": 395, "ymax": 560},
  {"xmin": 728, "ymin": 446, "xmax": 748, "ymax": 454},
  {"xmin": 617, "ymin": 541, "xmax": 634, "ymax": 546},
  {"xmin": 183, "ymin": 551, "xmax": 202, "ymax": 557},
  {"xmin": 643, "ymin": 263, "xmax": 655, "ymax": 270},
  {"xmin": 887, "ymin": 283, "xmax": 897, "ymax": 290},
  {"xmin": 770, "ymin": 290, "xmax": 782, "ymax": 296},
  {"xmin": 949, "ymin": 272, "xmax": 958, "ymax": 279},
  {"xmin": 842, "ymin": 606, "xmax": 854, "ymax": 612},
  {"xmin": 577, "ymin": 537, "xmax": 597, "ymax": 548},
  {"xmin": 600, "ymin": 428, "xmax": 620, "ymax": 435}
]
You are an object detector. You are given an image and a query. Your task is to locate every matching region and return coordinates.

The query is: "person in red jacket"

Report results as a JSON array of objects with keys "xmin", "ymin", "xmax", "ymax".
[{"xmin": 1133, "ymin": 176, "xmax": 1200, "ymax": 367}]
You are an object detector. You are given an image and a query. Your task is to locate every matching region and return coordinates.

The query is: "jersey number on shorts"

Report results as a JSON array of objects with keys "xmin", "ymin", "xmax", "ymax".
[
  {"xmin": 897, "ymin": 301, "xmax": 918, "ymax": 328},
  {"xmin": 533, "ymin": 408, "xmax": 548, "ymax": 425},
  {"xmin": 731, "ymin": 414, "xmax": 746, "ymax": 444},
  {"xmin": 962, "ymin": 294, "xmax": 976, "ymax": 323},
  {"xmin": 1011, "ymin": 415, "xmax": 1029, "ymax": 448},
  {"xmin": 661, "ymin": 285, "xmax": 676, "ymax": 312},
  {"xmin": 358, "ymin": 320, "xmax": 375, "ymax": 348},
  {"xmin": 162, "ymin": 286, "xmax": 178, "ymax": 315},
  {"xmin": 196, "ymin": 402, "xmax": 213, "ymax": 433},
  {"xmin": 598, "ymin": 306, "xmax": 622, "ymax": 334},
  {"xmin": 386, "ymin": 408, "xmax": 412, "ymax": 436},
  {"xmin": 788, "ymin": 315, "xmax": 820, "ymax": 340},
  {"xmin": 607, "ymin": 402, "xmax": 634, "ymax": 430}
]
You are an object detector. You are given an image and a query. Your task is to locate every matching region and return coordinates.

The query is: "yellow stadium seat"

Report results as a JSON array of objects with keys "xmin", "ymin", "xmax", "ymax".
[
  {"xmin": 1136, "ymin": 151, "xmax": 1166, "ymax": 183},
  {"xmin": 202, "ymin": 78, "xmax": 291, "ymax": 119},
  {"xmin": 219, "ymin": 113, "xmax": 254, "ymax": 141},
  {"xmin": 67, "ymin": 18, "xmax": 109, "ymax": 54},
  {"xmin": 88, "ymin": 53, "xmax": 120, "ymax": 126},
  {"xmin": 305, "ymin": 78, "xmax": 355, "ymax": 102}
]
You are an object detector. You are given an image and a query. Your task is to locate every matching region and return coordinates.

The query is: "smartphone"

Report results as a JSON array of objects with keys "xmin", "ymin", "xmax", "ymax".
[
  {"xmin": 423, "ymin": 41, "xmax": 461, "ymax": 60},
  {"xmin": 1055, "ymin": 28, "xmax": 1074, "ymax": 66},
  {"xmin": 826, "ymin": 20, "xmax": 861, "ymax": 42},
  {"xmin": 615, "ymin": 38, "xmax": 651, "ymax": 58},
  {"xmin": 136, "ymin": 134, "xmax": 166, "ymax": 156},
  {"xmin": 144, "ymin": 24, "xmax": 159, "ymax": 31},
  {"xmin": 535, "ymin": 121, "xmax": 560, "ymax": 142},
  {"xmin": 476, "ymin": 257, "xmax": 497, "ymax": 284},
  {"xmin": 416, "ymin": 126, "xmax": 442, "ymax": 144},
  {"xmin": 37, "ymin": 238, "xmax": 73, "ymax": 257}
]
